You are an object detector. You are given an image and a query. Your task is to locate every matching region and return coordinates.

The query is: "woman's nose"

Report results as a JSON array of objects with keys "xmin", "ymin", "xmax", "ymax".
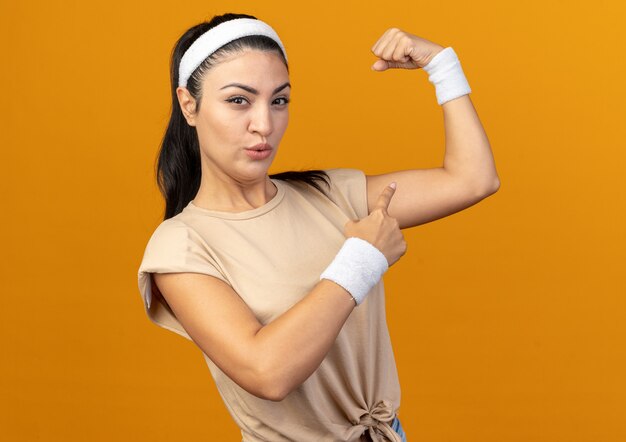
[{"xmin": 248, "ymin": 104, "xmax": 273, "ymax": 136}]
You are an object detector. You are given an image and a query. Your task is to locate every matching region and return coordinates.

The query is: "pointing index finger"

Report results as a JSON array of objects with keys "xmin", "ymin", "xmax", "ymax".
[{"xmin": 374, "ymin": 182, "xmax": 397, "ymax": 212}]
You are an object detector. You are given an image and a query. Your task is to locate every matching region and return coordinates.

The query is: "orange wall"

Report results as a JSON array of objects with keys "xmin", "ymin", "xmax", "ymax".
[{"xmin": 1, "ymin": 1, "xmax": 625, "ymax": 441}]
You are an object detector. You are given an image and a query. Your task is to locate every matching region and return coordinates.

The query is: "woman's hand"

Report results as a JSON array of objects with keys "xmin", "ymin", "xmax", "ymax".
[
  {"xmin": 370, "ymin": 27, "xmax": 445, "ymax": 71},
  {"xmin": 344, "ymin": 183, "xmax": 407, "ymax": 267}
]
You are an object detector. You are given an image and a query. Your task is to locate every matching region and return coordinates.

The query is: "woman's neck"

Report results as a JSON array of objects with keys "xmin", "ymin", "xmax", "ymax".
[{"xmin": 192, "ymin": 170, "xmax": 277, "ymax": 213}]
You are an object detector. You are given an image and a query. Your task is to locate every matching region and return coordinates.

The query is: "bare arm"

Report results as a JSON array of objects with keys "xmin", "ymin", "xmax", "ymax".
[
  {"xmin": 154, "ymin": 272, "xmax": 355, "ymax": 401},
  {"xmin": 367, "ymin": 95, "xmax": 499, "ymax": 228},
  {"xmin": 367, "ymin": 30, "xmax": 500, "ymax": 229}
]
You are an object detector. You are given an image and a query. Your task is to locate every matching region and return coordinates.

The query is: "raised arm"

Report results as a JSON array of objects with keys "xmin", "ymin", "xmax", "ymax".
[
  {"xmin": 153, "ymin": 183, "xmax": 406, "ymax": 401},
  {"xmin": 366, "ymin": 28, "xmax": 500, "ymax": 229}
]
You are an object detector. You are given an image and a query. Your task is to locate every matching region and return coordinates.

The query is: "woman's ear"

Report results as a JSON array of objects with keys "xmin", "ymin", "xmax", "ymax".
[{"xmin": 176, "ymin": 87, "xmax": 197, "ymax": 126}]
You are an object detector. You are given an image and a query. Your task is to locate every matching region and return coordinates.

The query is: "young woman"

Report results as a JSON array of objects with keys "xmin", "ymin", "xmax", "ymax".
[{"xmin": 138, "ymin": 12, "xmax": 499, "ymax": 442}]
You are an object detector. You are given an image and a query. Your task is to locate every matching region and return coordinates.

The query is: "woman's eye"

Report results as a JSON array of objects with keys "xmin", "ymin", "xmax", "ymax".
[
  {"xmin": 226, "ymin": 96, "xmax": 249, "ymax": 105},
  {"xmin": 274, "ymin": 97, "xmax": 290, "ymax": 105}
]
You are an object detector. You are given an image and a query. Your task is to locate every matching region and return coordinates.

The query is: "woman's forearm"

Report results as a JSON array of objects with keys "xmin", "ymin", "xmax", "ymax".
[
  {"xmin": 441, "ymin": 94, "xmax": 500, "ymax": 193},
  {"xmin": 251, "ymin": 279, "xmax": 356, "ymax": 401}
]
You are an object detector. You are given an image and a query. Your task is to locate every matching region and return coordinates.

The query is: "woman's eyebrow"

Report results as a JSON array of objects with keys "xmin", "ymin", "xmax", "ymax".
[{"xmin": 219, "ymin": 82, "xmax": 291, "ymax": 95}]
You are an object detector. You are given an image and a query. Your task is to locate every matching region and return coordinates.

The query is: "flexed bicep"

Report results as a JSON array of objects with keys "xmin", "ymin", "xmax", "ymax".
[{"xmin": 366, "ymin": 169, "xmax": 498, "ymax": 229}]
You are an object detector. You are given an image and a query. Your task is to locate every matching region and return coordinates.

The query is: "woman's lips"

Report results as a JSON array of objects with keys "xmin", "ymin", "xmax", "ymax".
[
  {"xmin": 245, "ymin": 143, "xmax": 272, "ymax": 160},
  {"xmin": 245, "ymin": 147, "xmax": 272, "ymax": 160}
]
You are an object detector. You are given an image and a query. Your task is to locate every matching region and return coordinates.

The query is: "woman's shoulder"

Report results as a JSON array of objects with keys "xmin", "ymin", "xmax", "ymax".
[
  {"xmin": 321, "ymin": 168, "xmax": 368, "ymax": 219},
  {"xmin": 142, "ymin": 216, "xmax": 208, "ymax": 257},
  {"xmin": 144, "ymin": 216, "xmax": 187, "ymax": 244},
  {"xmin": 300, "ymin": 167, "xmax": 362, "ymax": 189},
  {"xmin": 138, "ymin": 215, "xmax": 225, "ymax": 284},
  {"xmin": 322, "ymin": 167, "xmax": 365, "ymax": 181}
]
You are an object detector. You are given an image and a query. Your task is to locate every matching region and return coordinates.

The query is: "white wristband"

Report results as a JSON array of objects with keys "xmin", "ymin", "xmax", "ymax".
[
  {"xmin": 320, "ymin": 237, "xmax": 389, "ymax": 306},
  {"xmin": 422, "ymin": 47, "xmax": 472, "ymax": 105}
]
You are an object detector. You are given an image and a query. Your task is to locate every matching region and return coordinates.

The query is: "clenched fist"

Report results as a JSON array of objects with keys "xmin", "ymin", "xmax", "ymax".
[{"xmin": 371, "ymin": 27, "xmax": 445, "ymax": 71}]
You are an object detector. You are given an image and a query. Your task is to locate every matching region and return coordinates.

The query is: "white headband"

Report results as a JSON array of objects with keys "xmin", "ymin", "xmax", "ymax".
[{"xmin": 178, "ymin": 18, "xmax": 288, "ymax": 88}]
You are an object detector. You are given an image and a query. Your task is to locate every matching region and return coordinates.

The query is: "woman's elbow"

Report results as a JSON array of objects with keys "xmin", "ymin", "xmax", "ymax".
[
  {"xmin": 489, "ymin": 176, "xmax": 501, "ymax": 194},
  {"xmin": 258, "ymin": 382, "xmax": 290, "ymax": 402},
  {"xmin": 249, "ymin": 371, "xmax": 292, "ymax": 402},
  {"xmin": 475, "ymin": 174, "xmax": 500, "ymax": 197},
  {"xmin": 238, "ymin": 359, "xmax": 293, "ymax": 402}
]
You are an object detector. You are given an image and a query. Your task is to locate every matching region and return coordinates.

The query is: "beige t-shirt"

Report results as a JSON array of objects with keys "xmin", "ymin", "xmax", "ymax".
[{"xmin": 137, "ymin": 168, "xmax": 402, "ymax": 442}]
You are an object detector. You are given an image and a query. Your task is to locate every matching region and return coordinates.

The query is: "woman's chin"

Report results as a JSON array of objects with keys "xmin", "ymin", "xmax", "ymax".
[
  {"xmin": 236, "ymin": 162, "xmax": 275, "ymax": 182},
  {"xmin": 243, "ymin": 153, "xmax": 277, "ymax": 173}
]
